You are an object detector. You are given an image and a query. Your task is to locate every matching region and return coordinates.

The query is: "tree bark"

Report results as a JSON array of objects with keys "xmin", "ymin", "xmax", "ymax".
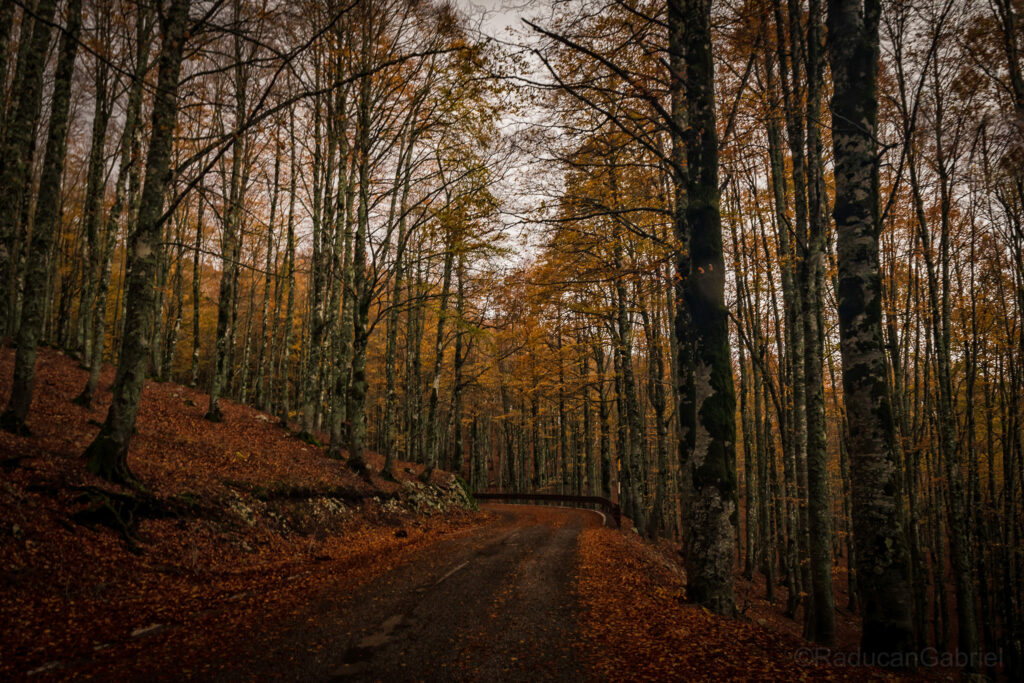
[
  {"xmin": 593, "ymin": 339, "xmax": 612, "ymax": 499},
  {"xmin": 161, "ymin": 207, "xmax": 186, "ymax": 382},
  {"xmin": 82, "ymin": 0, "xmax": 191, "ymax": 484},
  {"xmin": 345, "ymin": 57, "xmax": 373, "ymax": 474},
  {"xmin": 189, "ymin": 181, "xmax": 205, "ymax": 388},
  {"xmin": 277, "ymin": 108, "xmax": 298, "ymax": 425},
  {"xmin": 382, "ymin": 117, "xmax": 418, "ymax": 472},
  {"xmin": 77, "ymin": 53, "xmax": 114, "ymax": 363},
  {"xmin": 207, "ymin": 18, "xmax": 249, "ymax": 422},
  {"xmin": 801, "ymin": 0, "xmax": 836, "ymax": 644},
  {"xmin": 256, "ymin": 137, "xmax": 282, "ymax": 411},
  {"xmin": 674, "ymin": 0, "xmax": 737, "ymax": 616},
  {"xmin": 425, "ymin": 226, "xmax": 455, "ymax": 473},
  {"xmin": 0, "ymin": 0, "xmax": 58, "ymax": 339},
  {"xmin": 2, "ymin": 0, "xmax": 82, "ymax": 432},
  {"xmin": 827, "ymin": 0, "xmax": 915, "ymax": 656}
]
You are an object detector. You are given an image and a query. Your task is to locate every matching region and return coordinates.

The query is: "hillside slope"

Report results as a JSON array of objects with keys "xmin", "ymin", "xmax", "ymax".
[{"xmin": 0, "ymin": 347, "xmax": 477, "ymax": 679}]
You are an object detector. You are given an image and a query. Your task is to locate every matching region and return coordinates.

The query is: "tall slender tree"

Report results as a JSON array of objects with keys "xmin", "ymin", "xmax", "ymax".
[
  {"xmin": 83, "ymin": 0, "xmax": 192, "ymax": 483},
  {"xmin": 2, "ymin": 0, "xmax": 83, "ymax": 433},
  {"xmin": 0, "ymin": 0, "xmax": 58, "ymax": 339},
  {"xmin": 674, "ymin": 0, "xmax": 738, "ymax": 616},
  {"xmin": 827, "ymin": 0, "xmax": 915, "ymax": 656}
]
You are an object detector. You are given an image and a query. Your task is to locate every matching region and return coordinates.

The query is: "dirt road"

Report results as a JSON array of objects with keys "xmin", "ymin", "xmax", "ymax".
[{"xmin": 216, "ymin": 504, "xmax": 605, "ymax": 682}]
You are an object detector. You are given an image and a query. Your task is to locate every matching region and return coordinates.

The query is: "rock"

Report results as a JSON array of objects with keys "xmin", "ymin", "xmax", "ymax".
[{"xmin": 227, "ymin": 494, "xmax": 257, "ymax": 527}]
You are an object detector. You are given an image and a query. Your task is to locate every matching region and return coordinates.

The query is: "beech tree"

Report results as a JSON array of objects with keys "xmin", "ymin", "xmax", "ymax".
[
  {"xmin": 83, "ymin": 0, "xmax": 192, "ymax": 482},
  {"xmin": 2, "ymin": 0, "xmax": 83, "ymax": 433},
  {"xmin": 827, "ymin": 0, "xmax": 915, "ymax": 657},
  {"xmin": 0, "ymin": 0, "xmax": 59, "ymax": 339}
]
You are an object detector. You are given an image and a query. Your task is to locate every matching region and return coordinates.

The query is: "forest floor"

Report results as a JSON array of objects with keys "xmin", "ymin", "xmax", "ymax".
[
  {"xmin": 0, "ymin": 347, "xmax": 480, "ymax": 679},
  {"xmin": 1, "ymin": 348, "xmax": 950, "ymax": 680},
  {"xmin": 576, "ymin": 526, "xmax": 951, "ymax": 681}
]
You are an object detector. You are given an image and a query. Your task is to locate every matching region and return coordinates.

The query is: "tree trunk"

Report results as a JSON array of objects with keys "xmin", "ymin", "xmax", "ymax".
[
  {"xmin": 449, "ymin": 253, "xmax": 467, "ymax": 475},
  {"xmin": 761, "ymin": 47, "xmax": 802, "ymax": 615},
  {"xmin": 556, "ymin": 323, "xmax": 568, "ymax": 494},
  {"xmin": 161, "ymin": 208, "xmax": 186, "ymax": 382},
  {"xmin": 581, "ymin": 341, "xmax": 594, "ymax": 496},
  {"xmin": 425, "ymin": 233, "xmax": 455, "ymax": 472},
  {"xmin": 256, "ymin": 138, "xmax": 281, "ymax": 411},
  {"xmin": 773, "ymin": 0, "xmax": 812, "ymax": 629},
  {"xmin": 730, "ymin": 212, "xmax": 756, "ymax": 577},
  {"xmin": 0, "ymin": 0, "xmax": 57, "ymax": 339},
  {"xmin": 207, "ymin": 23, "xmax": 248, "ymax": 422},
  {"xmin": 801, "ymin": 0, "xmax": 836, "ymax": 644},
  {"xmin": 0, "ymin": 0, "xmax": 14, "ymax": 121},
  {"xmin": 328, "ymin": 83, "xmax": 355, "ymax": 459},
  {"xmin": 2, "ymin": 0, "xmax": 82, "ymax": 432},
  {"xmin": 77, "ymin": 56, "xmax": 114, "ymax": 363},
  {"xmin": 345, "ymin": 61, "xmax": 373, "ymax": 474},
  {"xmin": 827, "ymin": 0, "xmax": 915, "ymax": 656},
  {"xmin": 674, "ymin": 0, "xmax": 737, "ymax": 616},
  {"xmin": 382, "ymin": 121, "xmax": 418, "ymax": 472},
  {"xmin": 277, "ymin": 108, "xmax": 298, "ymax": 425},
  {"xmin": 405, "ymin": 247, "xmax": 424, "ymax": 463},
  {"xmin": 82, "ymin": 0, "xmax": 191, "ymax": 484},
  {"xmin": 593, "ymin": 339, "xmax": 612, "ymax": 499},
  {"xmin": 301, "ymin": 90, "xmax": 328, "ymax": 438},
  {"xmin": 611, "ymin": 251, "xmax": 645, "ymax": 532}
]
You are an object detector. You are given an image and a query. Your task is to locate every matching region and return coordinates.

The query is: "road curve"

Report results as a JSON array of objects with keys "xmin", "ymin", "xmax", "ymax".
[{"xmin": 221, "ymin": 504, "xmax": 605, "ymax": 682}]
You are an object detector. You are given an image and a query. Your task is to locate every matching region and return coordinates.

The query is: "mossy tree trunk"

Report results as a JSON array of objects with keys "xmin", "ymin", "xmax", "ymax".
[
  {"xmin": 328, "ymin": 72, "xmax": 355, "ymax": 459},
  {"xmin": 345, "ymin": 48, "xmax": 373, "ymax": 474},
  {"xmin": 674, "ymin": 0, "xmax": 737, "ymax": 617},
  {"xmin": 2, "ymin": 0, "xmax": 82, "ymax": 433},
  {"xmin": 0, "ymin": 0, "xmax": 57, "ymax": 339},
  {"xmin": 827, "ymin": 0, "xmax": 915, "ymax": 657},
  {"xmin": 801, "ymin": 0, "xmax": 836, "ymax": 645},
  {"xmin": 83, "ymin": 0, "xmax": 192, "ymax": 484}
]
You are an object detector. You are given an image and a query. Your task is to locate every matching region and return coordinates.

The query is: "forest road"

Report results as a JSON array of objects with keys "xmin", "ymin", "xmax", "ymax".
[{"xmin": 219, "ymin": 504, "xmax": 604, "ymax": 682}]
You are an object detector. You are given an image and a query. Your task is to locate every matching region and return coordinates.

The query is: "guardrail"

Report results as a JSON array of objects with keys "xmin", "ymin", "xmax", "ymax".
[{"xmin": 472, "ymin": 492, "xmax": 621, "ymax": 528}]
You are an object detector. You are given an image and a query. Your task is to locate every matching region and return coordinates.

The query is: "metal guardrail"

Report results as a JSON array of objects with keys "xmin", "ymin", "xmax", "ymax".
[{"xmin": 472, "ymin": 492, "xmax": 622, "ymax": 528}]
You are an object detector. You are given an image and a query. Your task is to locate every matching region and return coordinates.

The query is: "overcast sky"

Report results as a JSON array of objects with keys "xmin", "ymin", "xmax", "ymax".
[{"xmin": 454, "ymin": 0, "xmax": 547, "ymax": 40}]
